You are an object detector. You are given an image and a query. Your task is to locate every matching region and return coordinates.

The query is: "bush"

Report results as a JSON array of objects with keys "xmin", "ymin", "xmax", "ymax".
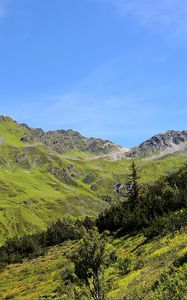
[
  {"xmin": 151, "ymin": 267, "xmax": 187, "ymax": 299},
  {"xmin": 143, "ymin": 209, "xmax": 187, "ymax": 239},
  {"xmin": 0, "ymin": 217, "xmax": 86, "ymax": 266},
  {"xmin": 118, "ymin": 254, "xmax": 136, "ymax": 275}
]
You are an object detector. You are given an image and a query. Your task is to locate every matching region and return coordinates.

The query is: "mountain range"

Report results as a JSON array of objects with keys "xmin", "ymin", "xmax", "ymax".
[
  {"xmin": 0, "ymin": 115, "xmax": 187, "ymax": 299},
  {"xmin": 18, "ymin": 117, "xmax": 187, "ymax": 159},
  {"xmin": 0, "ymin": 115, "xmax": 186, "ymax": 244}
]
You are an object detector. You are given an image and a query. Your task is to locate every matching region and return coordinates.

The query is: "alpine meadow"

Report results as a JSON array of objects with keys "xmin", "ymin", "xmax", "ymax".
[{"xmin": 0, "ymin": 0, "xmax": 187, "ymax": 299}]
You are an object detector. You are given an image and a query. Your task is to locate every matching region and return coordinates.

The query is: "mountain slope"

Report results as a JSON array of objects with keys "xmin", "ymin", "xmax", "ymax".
[
  {"xmin": 124, "ymin": 130, "xmax": 187, "ymax": 158},
  {"xmin": 0, "ymin": 164, "xmax": 187, "ymax": 299},
  {"xmin": 0, "ymin": 116, "xmax": 109, "ymax": 243},
  {"xmin": 0, "ymin": 227, "xmax": 186, "ymax": 299},
  {"xmin": 0, "ymin": 116, "xmax": 187, "ymax": 299},
  {"xmin": 0, "ymin": 116, "xmax": 187, "ymax": 244}
]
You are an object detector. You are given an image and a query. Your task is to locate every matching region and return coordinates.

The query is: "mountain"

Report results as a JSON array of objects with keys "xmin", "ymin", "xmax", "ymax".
[
  {"xmin": 4, "ymin": 115, "xmax": 186, "ymax": 160},
  {"xmin": 124, "ymin": 130, "xmax": 187, "ymax": 159},
  {"xmin": 20, "ymin": 122, "xmax": 129, "ymax": 157},
  {"xmin": 19, "ymin": 123, "xmax": 187, "ymax": 161},
  {"xmin": 0, "ymin": 116, "xmax": 109, "ymax": 243},
  {"xmin": 0, "ymin": 115, "xmax": 187, "ymax": 244}
]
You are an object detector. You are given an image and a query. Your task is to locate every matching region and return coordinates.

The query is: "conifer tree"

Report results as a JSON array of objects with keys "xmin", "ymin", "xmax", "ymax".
[{"xmin": 127, "ymin": 160, "xmax": 141, "ymax": 209}]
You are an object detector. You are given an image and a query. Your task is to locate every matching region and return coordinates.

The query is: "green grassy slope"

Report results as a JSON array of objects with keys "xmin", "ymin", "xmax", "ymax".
[
  {"xmin": 0, "ymin": 227, "xmax": 186, "ymax": 300},
  {"xmin": 0, "ymin": 117, "xmax": 108, "ymax": 244},
  {"xmin": 0, "ymin": 116, "xmax": 187, "ymax": 244}
]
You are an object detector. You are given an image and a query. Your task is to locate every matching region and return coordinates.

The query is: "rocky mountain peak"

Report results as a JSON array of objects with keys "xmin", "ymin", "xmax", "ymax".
[
  {"xmin": 19, "ymin": 123, "xmax": 122, "ymax": 156},
  {"xmin": 125, "ymin": 130, "xmax": 187, "ymax": 158}
]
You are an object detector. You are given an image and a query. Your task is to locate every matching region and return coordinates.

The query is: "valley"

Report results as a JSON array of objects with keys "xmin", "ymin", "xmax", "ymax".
[
  {"xmin": 0, "ymin": 116, "xmax": 187, "ymax": 300},
  {"xmin": 0, "ymin": 116, "xmax": 187, "ymax": 244}
]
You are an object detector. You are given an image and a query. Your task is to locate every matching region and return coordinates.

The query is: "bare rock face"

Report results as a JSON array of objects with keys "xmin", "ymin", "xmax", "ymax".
[
  {"xmin": 20, "ymin": 124, "xmax": 122, "ymax": 156},
  {"xmin": 124, "ymin": 130, "xmax": 187, "ymax": 158}
]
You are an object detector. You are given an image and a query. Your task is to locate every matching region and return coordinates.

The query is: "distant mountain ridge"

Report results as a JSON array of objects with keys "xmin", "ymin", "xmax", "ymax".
[
  {"xmin": 20, "ymin": 124, "xmax": 187, "ymax": 160},
  {"xmin": 0, "ymin": 115, "xmax": 186, "ymax": 159},
  {"xmin": 20, "ymin": 123, "xmax": 128, "ymax": 156},
  {"xmin": 124, "ymin": 130, "xmax": 187, "ymax": 159}
]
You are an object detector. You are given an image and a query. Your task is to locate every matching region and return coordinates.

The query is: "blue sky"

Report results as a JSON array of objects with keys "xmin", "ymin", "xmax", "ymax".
[{"xmin": 0, "ymin": 0, "xmax": 187, "ymax": 147}]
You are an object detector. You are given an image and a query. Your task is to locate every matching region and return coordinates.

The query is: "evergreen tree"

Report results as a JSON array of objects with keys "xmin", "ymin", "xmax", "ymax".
[{"xmin": 126, "ymin": 160, "xmax": 141, "ymax": 209}]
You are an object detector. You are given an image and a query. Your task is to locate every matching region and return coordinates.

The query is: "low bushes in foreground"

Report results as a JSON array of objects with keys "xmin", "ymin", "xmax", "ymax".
[{"xmin": 0, "ymin": 216, "xmax": 94, "ymax": 266}]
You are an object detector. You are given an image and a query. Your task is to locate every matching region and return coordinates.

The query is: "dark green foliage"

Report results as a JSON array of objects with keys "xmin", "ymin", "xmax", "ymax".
[
  {"xmin": 126, "ymin": 161, "xmax": 141, "ymax": 209},
  {"xmin": 46, "ymin": 218, "xmax": 83, "ymax": 245},
  {"xmin": 72, "ymin": 228, "xmax": 111, "ymax": 300},
  {"xmin": 60, "ymin": 262, "xmax": 88, "ymax": 300},
  {"xmin": 0, "ymin": 218, "xmax": 85, "ymax": 266},
  {"xmin": 0, "ymin": 234, "xmax": 44, "ymax": 265},
  {"xmin": 0, "ymin": 216, "xmax": 96, "ymax": 268},
  {"xmin": 97, "ymin": 166, "xmax": 187, "ymax": 237},
  {"xmin": 174, "ymin": 252, "xmax": 187, "ymax": 267},
  {"xmin": 151, "ymin": 267, "xmax": 187, "ymax": 299},
  {"xmin": 82, "ymin": 216, "xmax": 95, "ymax": 230},
  {"xmin": 96, "ymin": 204, "xmax": 124, "ymax": 233},
  {"xmin": 143, "ymin": 209, "xmax": 187, "ymax": 239}
]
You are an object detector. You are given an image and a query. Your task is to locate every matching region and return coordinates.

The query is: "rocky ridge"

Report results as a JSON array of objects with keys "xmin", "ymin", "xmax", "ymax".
[
  {"xmin": 0, "ymin": 116, "xmax": 186, "ymax": 160},
  {"xmin": 20, "ymin": 123, "xmax": 125, "ymax": 156},
  {"xmin": 124, "ymin": 130, "xmax": 187, "ymax": 159}
]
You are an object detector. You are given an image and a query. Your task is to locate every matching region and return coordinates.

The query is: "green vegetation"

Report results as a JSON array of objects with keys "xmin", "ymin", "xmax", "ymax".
[
  {"xmin": 0, "ymin": 218, "xmax": 86, "ymax": 266},
  {"xmin": 0, "ymin": 116, "xmax": 187, "ymax": 299},
  {"xmin": 126, "ymin": 160, "xmax": 141, "ymax": 209},
  {"xmin": 97, "ymin": 164, "xmax": 187, "ymax": 235},
  {"xmin": 0, "ymin": 163, "xmax": 187, "ymax": 299},
  {"xmin": 72, "ymin": 228, "xmax": 111, "ymax": 300},
  {"xmin": 0, "ymin": 117, "xmax": 187, "ymax": 245},
  {"xmin": 0, "ymin": 226, "xmax": 186, "ymax": 299}
]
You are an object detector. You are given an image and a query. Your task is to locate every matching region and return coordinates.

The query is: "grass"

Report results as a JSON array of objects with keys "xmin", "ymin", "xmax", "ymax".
[
  {"xmin": 0, "ymin": 228, "xmax": 186, "ymax": 299},
  {"xmin": 0, "ymin": 117, "xmax": 187, "ymax": 244},
  {"xmin": 0, "ymin": 117, "xmax": 187, "ymax": 299}
]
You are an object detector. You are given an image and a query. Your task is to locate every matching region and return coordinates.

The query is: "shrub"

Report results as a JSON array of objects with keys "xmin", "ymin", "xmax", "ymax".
[{"xmin": 118, "ymin": 254, "xmax": 136, "ymax": 275}]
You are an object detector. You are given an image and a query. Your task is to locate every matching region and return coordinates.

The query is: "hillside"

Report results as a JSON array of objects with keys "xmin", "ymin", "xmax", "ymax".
[
  {"xmin": 0, "ymin": 165, "xmax": 187, "ymax": 299},
  {"xmin": 0, "ymin": 228, "xmax": 186, "ymax": 300},
  {"xmin": 0, "ymin": 116, "xmax": 108, "ymax": 243},
  {"xmin": 0, "ymin": 116, "xmax": 187, "ymax": 244}
]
